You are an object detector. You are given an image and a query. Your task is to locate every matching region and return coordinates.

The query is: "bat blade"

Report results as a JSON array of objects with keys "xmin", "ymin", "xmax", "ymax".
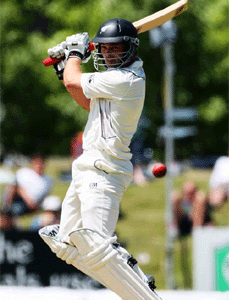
[{"xmin": 133, "ymin": 0, "xmax": 188, "ymax": 34}]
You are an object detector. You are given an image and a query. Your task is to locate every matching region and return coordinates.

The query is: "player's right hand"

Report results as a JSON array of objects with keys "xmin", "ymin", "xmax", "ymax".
[{"xmin": 47, "ymin": 41, "xmax": 67, "ymax": 80}]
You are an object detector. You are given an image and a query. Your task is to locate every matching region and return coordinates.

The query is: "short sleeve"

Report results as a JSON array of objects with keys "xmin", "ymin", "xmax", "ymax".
[{"xmin": 81, "ymin": 70, "xmax": 131, "ymax": 100}]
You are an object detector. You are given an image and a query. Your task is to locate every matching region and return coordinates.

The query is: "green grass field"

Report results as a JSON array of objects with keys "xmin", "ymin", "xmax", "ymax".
[{"xmin": 8, "ymin": 157, "xmax": 229, "ymax": 290}]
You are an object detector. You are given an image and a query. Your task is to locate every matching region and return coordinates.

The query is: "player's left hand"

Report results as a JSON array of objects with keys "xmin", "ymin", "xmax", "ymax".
[{"xmin": 66, "ymin": 32, "xmax": 91, "ymax": 62}]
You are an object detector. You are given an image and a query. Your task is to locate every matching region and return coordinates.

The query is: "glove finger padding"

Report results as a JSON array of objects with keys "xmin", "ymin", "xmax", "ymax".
[
  {"xmin": 47, "ymin": 41, "xmax": 67, "ymax": 80},
  {"xmin": 48, "ymin": 42, "xmax": 67, "ymax": 59},
  {"xmin": 66, "ymin": 32, "xmax": 90, "ymax": 60}
]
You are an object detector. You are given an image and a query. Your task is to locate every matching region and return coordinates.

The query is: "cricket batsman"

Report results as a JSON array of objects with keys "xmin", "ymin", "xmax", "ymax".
[{"xmin": 39, "ymin": 18, "xmax": 162, "ymax": 300}]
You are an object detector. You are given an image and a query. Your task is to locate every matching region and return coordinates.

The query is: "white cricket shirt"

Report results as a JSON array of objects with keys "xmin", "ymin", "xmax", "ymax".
[{"xmin": 81, "ymin": 59, "xmax": 146, "ymax": 160}]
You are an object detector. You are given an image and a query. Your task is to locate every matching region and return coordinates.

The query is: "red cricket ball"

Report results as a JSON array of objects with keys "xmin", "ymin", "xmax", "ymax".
[{"xmin": 152, "ymin": 163, "xmax": 167, "ymax": 178}]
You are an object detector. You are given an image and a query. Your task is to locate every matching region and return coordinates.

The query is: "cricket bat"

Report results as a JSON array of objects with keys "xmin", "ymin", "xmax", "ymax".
[{"xmin": 43, "ymin": 0, "xmax": 188, "ymax": 66}]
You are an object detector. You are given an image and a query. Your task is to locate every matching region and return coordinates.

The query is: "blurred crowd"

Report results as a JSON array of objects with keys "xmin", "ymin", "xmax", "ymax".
[
  {"xmin": 0, "ymin": 153, "xmax": 61, "ymax": 231},
  {"xmin": 172, "ymin": 148, "xmax": 229, "ymax": 240},
  {"xmin": 0, "ymin": 139, "xmax": 228, "ymax": 236}
]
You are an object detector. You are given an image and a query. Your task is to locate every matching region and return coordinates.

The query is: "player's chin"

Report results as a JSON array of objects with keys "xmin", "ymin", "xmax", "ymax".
[{"xmin": 105, "ymin": 58, "xmax": 121, "ymax": 68}]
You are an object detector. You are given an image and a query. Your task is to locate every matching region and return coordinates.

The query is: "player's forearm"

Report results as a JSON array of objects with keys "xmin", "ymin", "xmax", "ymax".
[
  {"xmin": 63, "ymin": 58, "xmax": 90, "ymax": 111},
  {"xmin": 63, "ymin": 57, "xmax": 82, "ymax": 87}
]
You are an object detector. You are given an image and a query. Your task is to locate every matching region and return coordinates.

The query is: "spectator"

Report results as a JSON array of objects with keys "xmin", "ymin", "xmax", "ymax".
[
  {"xmin": 2, "ymin": 153, "xmax": 53, "ymax": 218},
  {"xmin": 209, "ymin": 149, "xmax": 229, "ymax": 207},
  {"xmin": 15, "ymin": 195, "xmax": 62, "ymax": 231},
  {"xmin": 172, "ymin": 181, "xmax": 213, "ymax": 238}
]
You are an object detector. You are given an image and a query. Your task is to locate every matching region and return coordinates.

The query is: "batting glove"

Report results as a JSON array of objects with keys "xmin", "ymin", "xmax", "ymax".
[
  {"xmin": 66, "ymin": 32, "xmax": 91, "ymax": 62},
  {"xmin": 82, "ymin": 48, "xmax": 91, "ymax": 64},
  {"xmin": 53, "ymin": 59, "xmax": 67, "ymax": 80},
  {"xmin": 47, "ymin": 42, "xmax": 67, "ymax": 80},
  {"xmin": 48, "ymin": 41, "xmax": 67, "ymax": 59}
]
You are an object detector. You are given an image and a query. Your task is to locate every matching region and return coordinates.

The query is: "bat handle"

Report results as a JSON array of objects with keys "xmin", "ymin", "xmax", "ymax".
[
  {"xmin": 43, "ymin": 42, "xmax": 96, "ymax": 67},
  {"xmin": 43, "ymin": 57, "xmax": 62, "ymax": 66}
]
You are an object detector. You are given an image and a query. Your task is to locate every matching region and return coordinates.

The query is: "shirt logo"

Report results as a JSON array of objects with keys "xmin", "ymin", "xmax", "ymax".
[{"xmin": 88, "ymin": 74, "xmax": 95, "ymax": 83}]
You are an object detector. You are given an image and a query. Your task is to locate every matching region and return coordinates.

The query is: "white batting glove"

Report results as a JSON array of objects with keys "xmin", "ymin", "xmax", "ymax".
[
  {"xmin": 66, "ymin": 32, "xmax": 91, "ymax": 62},
  {"xmin": 47, "ymin": 42, "xmax": 67, "ymax": 80},
  {"xmin": 48, "ymin": 41, "xmax": 67, "ymax": 59}
]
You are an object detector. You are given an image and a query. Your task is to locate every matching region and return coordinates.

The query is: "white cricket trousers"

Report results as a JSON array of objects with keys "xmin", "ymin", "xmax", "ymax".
[{"xmin": 59, "ymin": 149, "xmax": 133, "ymax": 244}]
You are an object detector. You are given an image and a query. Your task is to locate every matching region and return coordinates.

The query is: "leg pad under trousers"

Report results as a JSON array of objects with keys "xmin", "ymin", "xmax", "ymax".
[
  {"xmin": 69, "ymin": 228, "xmax": 162, "ymax": 300},
  {"xmin": 38, "ymin": 225, "xmax": 109, "ymax": 288}
]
